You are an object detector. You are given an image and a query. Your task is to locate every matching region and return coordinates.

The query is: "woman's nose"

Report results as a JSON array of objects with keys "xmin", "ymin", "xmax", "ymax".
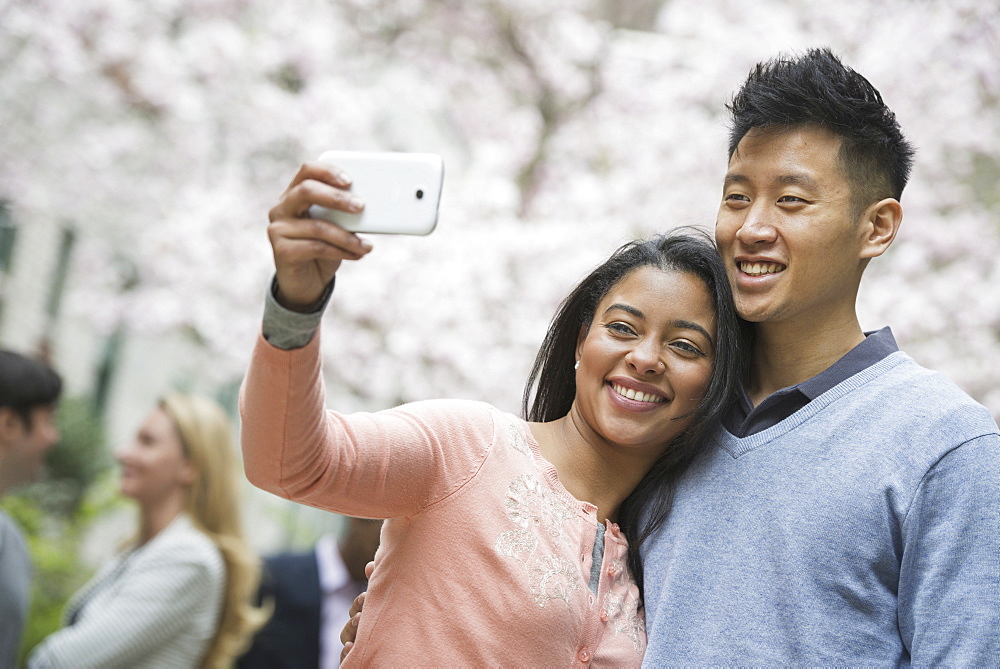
[
  {"xmin": 113, "ymin": 443, "xmax": 134, "ymax": 463},
  {"xmin": 626, "ymin": 341, "xmax": 664, "ymax": 375}
]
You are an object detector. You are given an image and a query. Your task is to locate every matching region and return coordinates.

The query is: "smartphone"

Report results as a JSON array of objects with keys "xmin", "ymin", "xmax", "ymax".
[{"xmin": 307, "ymin": 151, "xmax": 444, "ymax": 235}]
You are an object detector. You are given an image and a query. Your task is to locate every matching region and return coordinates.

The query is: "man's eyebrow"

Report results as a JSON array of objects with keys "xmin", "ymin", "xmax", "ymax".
[
  {"xmin": 776, "ymin": 173, "xmax": 818, "ymax": 188},
  {"xmin": 723, "ymin": 173, "xmax": 819, "ymax": 189}
]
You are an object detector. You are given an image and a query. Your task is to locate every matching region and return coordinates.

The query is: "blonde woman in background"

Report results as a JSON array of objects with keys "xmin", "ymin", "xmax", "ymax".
[{"xmin": 28, "ymin": 394, "xmax": 268, "ymax": 669}]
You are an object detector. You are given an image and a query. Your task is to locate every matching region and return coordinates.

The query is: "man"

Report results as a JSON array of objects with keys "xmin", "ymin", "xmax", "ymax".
[
  {"xmin": 638, "ymin": 48, "xmax": 1000, "ymax": 665},
  {"xmin": 237, "ymin": 517, "xmax": 382, "ymax": 669},
  {"xmin": 0, "ymin": 348, "xmax": 62, "ymax": 667}
]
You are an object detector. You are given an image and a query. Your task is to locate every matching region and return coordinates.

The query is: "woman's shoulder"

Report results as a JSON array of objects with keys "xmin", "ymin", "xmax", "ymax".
[
  {"xmin": 138, "ymin": 516, "xmax": 224, "ymax": 573},
  {"xmin": 390, "ymin": 397, "xmax": 494, "ymax": 413},
  {"xmin": 393, "ymin": 399, "xmax": 530, "ymax": 442},
  {"xmin": 385, "ymin": 398, "xmax": 510, "ymax": 428}
]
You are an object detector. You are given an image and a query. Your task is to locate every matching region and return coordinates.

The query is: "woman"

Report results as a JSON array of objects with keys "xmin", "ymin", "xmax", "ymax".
[
  {"xmin": 240, "ymin": 161, "xmax": 748, "ymax": 665},
  {"xmin": 29, "ymin": 394, "xmax": 267, "ymax": 668}
]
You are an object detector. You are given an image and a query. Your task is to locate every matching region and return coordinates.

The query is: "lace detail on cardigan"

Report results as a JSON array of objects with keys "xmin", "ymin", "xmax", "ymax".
[{"xmin": 495, "ymin": 473, "xmax": 580, "ymax": 608}]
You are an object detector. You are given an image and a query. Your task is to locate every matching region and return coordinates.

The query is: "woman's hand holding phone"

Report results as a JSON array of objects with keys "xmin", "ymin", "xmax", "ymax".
[{"xmin": 267, "ymin": 161, "xmax": 373, "ymax": 312}]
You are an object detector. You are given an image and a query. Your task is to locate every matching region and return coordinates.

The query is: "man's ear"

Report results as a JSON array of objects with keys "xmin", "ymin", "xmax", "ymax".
[
  {"xmin": 0, "ymin": 407, "xmax": 25, "ymax": 446},
  {"xmin": 860, "ymin": 198, "xmax": 903, "ymax": 259}
]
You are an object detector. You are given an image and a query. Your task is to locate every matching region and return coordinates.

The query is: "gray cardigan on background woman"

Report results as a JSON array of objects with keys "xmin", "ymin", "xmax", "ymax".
[{"xmin": 28, "ymin": 514, "xmax": 224, "ymax": 669}]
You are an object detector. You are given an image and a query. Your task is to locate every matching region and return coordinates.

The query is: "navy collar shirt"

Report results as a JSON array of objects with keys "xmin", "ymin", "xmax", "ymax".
[{"xmin": 723, "ymin": 326, "xmax": 900, "ymax": 438}]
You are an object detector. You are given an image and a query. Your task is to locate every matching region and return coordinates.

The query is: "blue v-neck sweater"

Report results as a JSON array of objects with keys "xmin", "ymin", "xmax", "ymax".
[{"xmin": 641, "ymin": 351, "xmax": 1000, "ymax": 667}]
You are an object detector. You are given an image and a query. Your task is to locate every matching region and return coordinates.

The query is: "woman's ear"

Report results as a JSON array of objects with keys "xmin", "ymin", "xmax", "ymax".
[
  {"xmin": 575, "ymin": 325, "xmax": 589, "ymax": 364},
  {"xmin": 860, "ymin": 198, "xmax": 903, "ymax": 259},
  {"xmin": 177, "ymin": 459, "xmax": 197, "ymax": 487}
]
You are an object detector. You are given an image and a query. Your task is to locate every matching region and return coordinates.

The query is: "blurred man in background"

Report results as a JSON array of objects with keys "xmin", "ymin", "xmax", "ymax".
[
  {"xmin": 238, "ymin": 516, "xmax": 382, "ymax": 669},
  {"xmin": 0, "ymin": 349, "xmax": 61, "ymax": 667}
]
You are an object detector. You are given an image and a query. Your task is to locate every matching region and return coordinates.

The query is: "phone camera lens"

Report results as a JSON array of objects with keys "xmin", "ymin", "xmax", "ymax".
[{"xmin": 415, "ymin": 189, "xmax": 424, "ymax": 200}]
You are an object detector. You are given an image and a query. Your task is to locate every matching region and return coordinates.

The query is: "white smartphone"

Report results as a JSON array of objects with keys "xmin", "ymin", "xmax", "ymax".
[{"xmin": 307, "ymin": 151, "xmax": 444, "ymax": 235}]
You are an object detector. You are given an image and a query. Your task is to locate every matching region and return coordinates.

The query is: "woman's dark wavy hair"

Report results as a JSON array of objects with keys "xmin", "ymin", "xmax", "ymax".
[
  {"xmin": 521, "ymin": 228, "xmax": 750, "ymax": 596},
  {"xmin": 728, "ymin": 47, "xmax": 916, "ymax": 216}
]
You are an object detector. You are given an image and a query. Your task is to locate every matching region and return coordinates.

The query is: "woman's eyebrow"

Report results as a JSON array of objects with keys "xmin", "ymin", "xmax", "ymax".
[
  {"xmin": 603, "ymin": 303, "xmax": 643, "ymax": 318},
  {"xmin": 604, "ymin": 305, "xmax": 714, "ymax": 345},
  {"xmin": 673, "ymin": 319, "xmax": 714, "ymax": 347}
]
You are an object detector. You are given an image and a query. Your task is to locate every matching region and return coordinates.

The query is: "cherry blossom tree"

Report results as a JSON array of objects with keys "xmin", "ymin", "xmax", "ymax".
[{"xmin": 1, "ymin": 0, "xmax": 997, "ymax": 421}]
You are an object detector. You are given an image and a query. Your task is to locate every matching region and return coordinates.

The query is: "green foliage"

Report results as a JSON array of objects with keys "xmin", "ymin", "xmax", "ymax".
[
  {"xmin": 2, "ymin": 495, "xmax": 80, "ymax": 659},
  {"xmin": 1, "ymin": 475, "xmax": 125, "ymax": 663}
]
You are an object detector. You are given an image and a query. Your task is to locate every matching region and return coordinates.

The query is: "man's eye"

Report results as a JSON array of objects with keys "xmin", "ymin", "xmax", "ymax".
[
  {"xmin": 725, "ymin": 193, "xmax": 749, "ymax": 203},
  {"xmin": 778, "ymin": 195, "xmax": 806, "ymax": 203}
]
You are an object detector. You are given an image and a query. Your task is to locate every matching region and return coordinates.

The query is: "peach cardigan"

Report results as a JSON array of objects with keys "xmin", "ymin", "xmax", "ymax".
[{"xmin": 240, "ymin": 333, "xmax": 645, "ymax": 667}]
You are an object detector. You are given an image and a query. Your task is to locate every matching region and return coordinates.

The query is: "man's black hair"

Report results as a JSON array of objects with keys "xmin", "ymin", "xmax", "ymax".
[
  {"xmin": 0, "ymin": 349, "xmax": 62, "ymax": 428},
  {"xmin": 727, "ymin": 47, "xmax": 916, "ymax": 214}
]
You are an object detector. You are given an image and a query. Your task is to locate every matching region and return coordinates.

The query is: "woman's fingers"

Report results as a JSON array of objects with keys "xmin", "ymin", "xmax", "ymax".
[
  {"xmin": 280, "ymin": 161, "xmax": 353, "ymax": 198},
  {"xmin": 268, "ymin": 217, "xmax": 371, "ymax": 261},
  {"xmin": 266, "ymin": 161, "xmax": 373, "ymax": 310},
  {"xmin": 270, "ymin": 175, "xmax": 364, "ymax": 222},
  {"xmin": 268, "ymin": 219, "xmax": 371, "ymax": 310}
]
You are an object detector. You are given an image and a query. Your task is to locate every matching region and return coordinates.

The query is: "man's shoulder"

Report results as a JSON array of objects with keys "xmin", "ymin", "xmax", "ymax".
[
  {"xmin": 266, "ymin": 548, "xmax": 317, "ymax": 567},
  {"xmin": 0, "ymin": 510, "xmax": 28, "ymax": 555},
  {"xmin": 260, "ymin": 550, "xmax": 321, "ymax": 606},
  {"xmin": 857, "ymin": 352, "xmax": 989, "ymax": 410},
  {"xmin": 265, "ymin": 549, "xmax": 319, "ymax": 580},
  {"xmin": 855, "ymin": 351, "xmax": 999, "ymax": 437}
]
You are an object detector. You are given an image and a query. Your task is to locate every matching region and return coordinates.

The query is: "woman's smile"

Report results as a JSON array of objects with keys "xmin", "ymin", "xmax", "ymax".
[{"xmin": 608, "ymin": 380, "xmax": 668, "ymax": 406}]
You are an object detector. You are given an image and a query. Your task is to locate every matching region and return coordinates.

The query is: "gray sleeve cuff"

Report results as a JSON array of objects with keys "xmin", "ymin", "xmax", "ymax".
[{"xmin": 261, "ymin": 276, "xmax": 335, "ymax": 350}]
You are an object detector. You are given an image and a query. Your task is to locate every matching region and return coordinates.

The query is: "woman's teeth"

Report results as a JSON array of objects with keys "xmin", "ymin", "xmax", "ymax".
[{"xmin": 612, "ymin": 384, "xmax": 665, "ymax": 403}]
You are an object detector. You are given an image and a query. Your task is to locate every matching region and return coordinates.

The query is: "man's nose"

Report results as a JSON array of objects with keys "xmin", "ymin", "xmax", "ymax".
[{"xmin": 735, "ymin": 203, "xmax": 778, "ymax": 245}]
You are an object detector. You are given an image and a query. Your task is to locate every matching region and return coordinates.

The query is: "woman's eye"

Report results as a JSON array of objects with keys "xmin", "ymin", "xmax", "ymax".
[
  {"xmin": 605, "ymin": 322, "xmax": 636, "ymax": 336},
  {"xmin": 671, "ymin": 340, "xmax": 705, "ymax": 357}
]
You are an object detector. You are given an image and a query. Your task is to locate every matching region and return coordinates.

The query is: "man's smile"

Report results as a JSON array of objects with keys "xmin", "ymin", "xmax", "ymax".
[{"xmin": 739, "ymin": 261, "xmax": 785, "ymax": 276}]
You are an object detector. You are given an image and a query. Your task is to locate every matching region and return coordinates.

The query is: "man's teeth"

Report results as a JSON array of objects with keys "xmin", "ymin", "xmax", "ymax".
[
  {"xmin": 612, "ymin": 384, "xmax": 665, "ymax": 403},
  {"xmin": 740, "ymin": 261, "xmax": 784, "ymax": 276}
]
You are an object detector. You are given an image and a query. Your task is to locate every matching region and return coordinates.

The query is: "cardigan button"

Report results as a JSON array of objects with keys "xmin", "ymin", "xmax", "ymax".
[{"xmin": 578, "ymin": 647, "xmax": 592, "ymax": 663}]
